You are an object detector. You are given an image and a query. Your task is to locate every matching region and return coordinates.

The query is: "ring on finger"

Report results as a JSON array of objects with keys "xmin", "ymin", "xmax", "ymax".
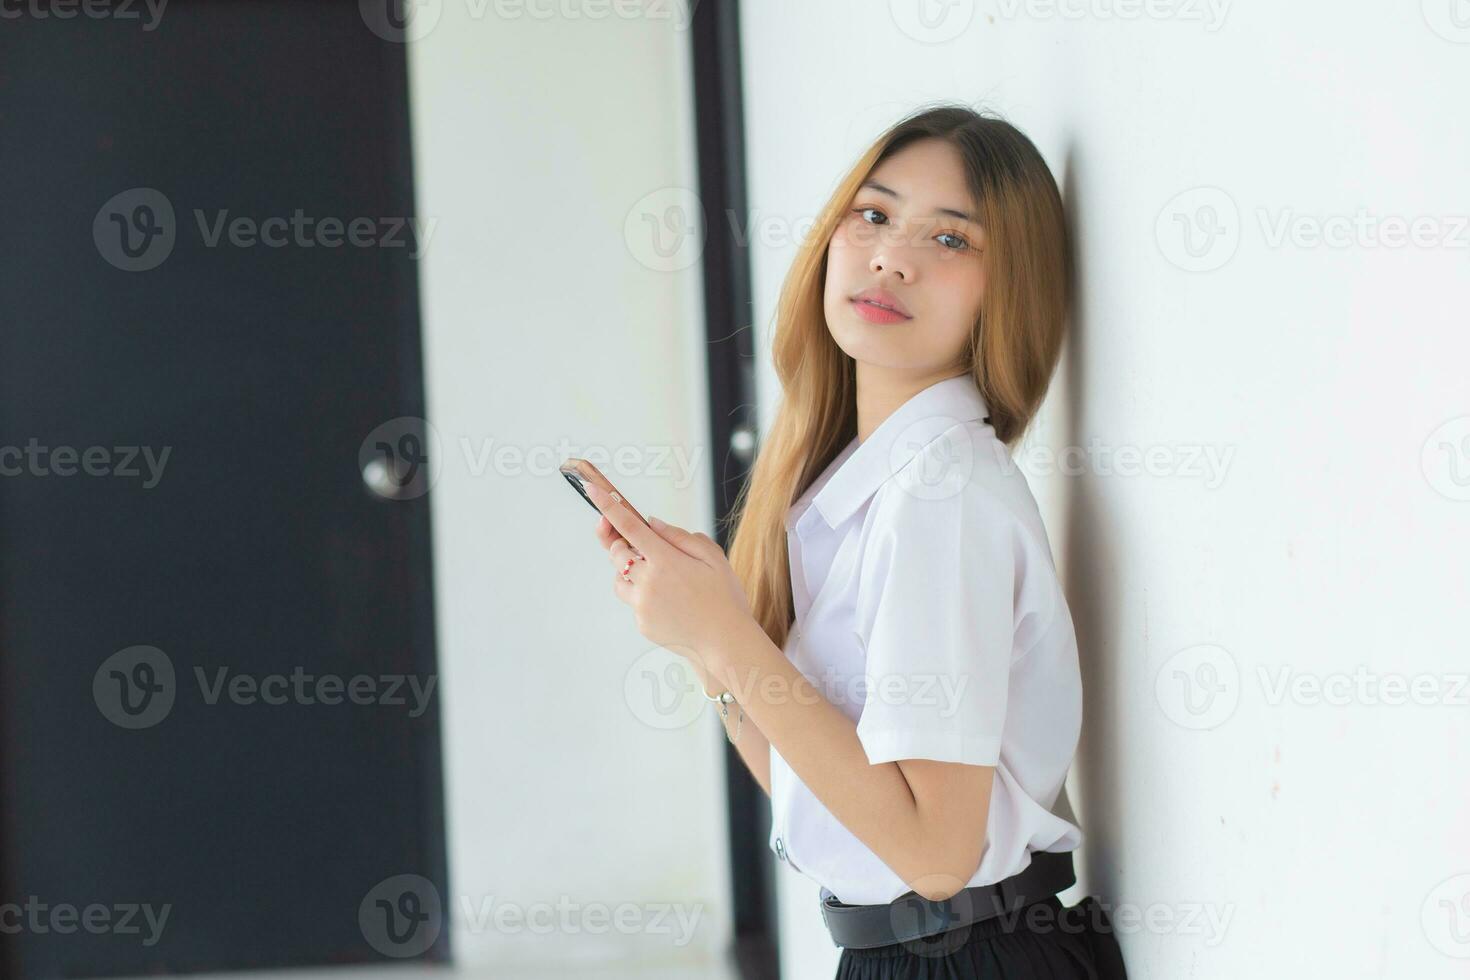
[{"xmin": 619, "ymin": 552, "xmax": 646, "ymax": 583}]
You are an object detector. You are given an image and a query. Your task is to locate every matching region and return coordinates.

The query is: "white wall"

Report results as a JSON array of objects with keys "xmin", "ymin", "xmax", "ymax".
[
  {"xmin": 403, "ymin": 4, "xmax": 738, "ymax": 974},
  {"xmin": 741, "ymin": 2, "xmax": 1470, "ymax": 978}
]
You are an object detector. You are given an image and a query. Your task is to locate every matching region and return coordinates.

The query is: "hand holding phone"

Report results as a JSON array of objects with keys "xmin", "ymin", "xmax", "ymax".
[{"xmin": 560, "ymin": 457, "xmax": 651, "ymax": 529}]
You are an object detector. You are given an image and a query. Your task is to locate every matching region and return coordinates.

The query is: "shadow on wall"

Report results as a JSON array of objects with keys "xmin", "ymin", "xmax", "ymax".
[{"xmin": 1057, "ymin": 141, "xmax": 1131, "ymax": 913}]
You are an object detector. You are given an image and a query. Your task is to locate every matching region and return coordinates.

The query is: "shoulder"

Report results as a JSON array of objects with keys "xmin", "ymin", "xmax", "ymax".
[
  {"xmin": 857, "ymin": 418, "xmax": 1064, "ymax": 627},
  {"xmin": 866, "ymin": 417, "xmax": 1047, "ymax": 554}
]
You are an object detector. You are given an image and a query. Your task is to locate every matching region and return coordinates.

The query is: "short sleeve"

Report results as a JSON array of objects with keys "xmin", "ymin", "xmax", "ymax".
[{"xmin": 852, "ymin": 481, "xmax": 1020, "ymax": 767}]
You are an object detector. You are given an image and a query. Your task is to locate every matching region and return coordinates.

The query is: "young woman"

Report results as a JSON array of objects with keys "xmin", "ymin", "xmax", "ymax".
[{"xmin": 586, "ymin": 104, "xmax": 1125, "ymax": 979}]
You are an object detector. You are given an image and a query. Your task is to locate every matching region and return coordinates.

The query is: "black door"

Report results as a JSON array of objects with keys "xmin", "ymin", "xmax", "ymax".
[{"xmin": 0, "ymin": 4, "xmax": 449, "ymax": 977}]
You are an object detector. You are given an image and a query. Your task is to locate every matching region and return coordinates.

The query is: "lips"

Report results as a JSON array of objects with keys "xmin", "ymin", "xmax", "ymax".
[
  {"xmin": 850, "ymin": 298, "xmax": 909, "ymax": 325},
  {"xmin": 850, "ymin": 287, "xmax": 911, "ymax": 318}
]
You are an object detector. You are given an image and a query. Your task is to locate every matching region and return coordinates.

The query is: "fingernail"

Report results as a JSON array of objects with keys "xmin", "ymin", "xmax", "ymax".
[
  {"xmin": 649, "ymin": 514, "xmax": 665, "ymax": 529},
  {"xmin": 609, "ymin": 490, "xmax": 622, "ymax": 504}
]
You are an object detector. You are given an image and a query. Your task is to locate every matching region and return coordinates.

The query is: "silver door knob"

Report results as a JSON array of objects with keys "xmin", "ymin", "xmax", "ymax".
[{"xmin": 362, "ymin": 457, "xmax": 407, "ymax": 499}]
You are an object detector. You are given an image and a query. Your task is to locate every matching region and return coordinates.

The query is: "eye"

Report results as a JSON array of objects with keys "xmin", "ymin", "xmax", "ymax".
[{"xmin": 851, "ymin": 206, "xmax": 974, "ymax": 252}]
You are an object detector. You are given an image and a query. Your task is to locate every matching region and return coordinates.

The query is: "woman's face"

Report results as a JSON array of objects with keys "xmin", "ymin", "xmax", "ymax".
[{"xmin": 823, "ymin": 137, "xmax": 986, "ymax": 376}]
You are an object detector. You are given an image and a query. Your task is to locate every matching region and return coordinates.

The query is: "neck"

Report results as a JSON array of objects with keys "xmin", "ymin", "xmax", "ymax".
[{"xmin": 853, "ymin": 362, "xmax": 971, "ymax": 444}]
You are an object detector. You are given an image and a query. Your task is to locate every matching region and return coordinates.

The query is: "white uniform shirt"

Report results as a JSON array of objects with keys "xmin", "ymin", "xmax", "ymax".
[{"xmin": 767, "ymin": 373, "xmax": 1084, "ymax": 905}]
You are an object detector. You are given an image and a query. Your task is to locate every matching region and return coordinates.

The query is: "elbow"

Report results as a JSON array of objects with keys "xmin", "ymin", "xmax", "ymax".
[
  {"xmin": 904, "ymin": 802, "xmax": 991, "ymax": 902},
  {"xmin": 915, "ymin": 882, "xmax": 962, "ymax": 903},
  {"xmin": 911, "ymin": 852, "xmax": 984, "ymax": 903},
  {"xmin": 914, "ymin": 877, "xmax": 968, "ymax": 903},
  {"xmin": 917, "ymin": 881, "xmax": 964, "ymax": 905}
]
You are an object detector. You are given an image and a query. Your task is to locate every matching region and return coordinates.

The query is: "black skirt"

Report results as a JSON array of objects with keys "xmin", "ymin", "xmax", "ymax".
[{"xmin": 833, "ymin": 895, "xmax": 1127, "ymax": 980}]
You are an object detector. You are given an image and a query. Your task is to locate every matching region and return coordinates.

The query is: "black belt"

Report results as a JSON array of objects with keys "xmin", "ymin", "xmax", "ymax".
[{"xmin": 818, "ymin": 849, "xmax": 1077, "ymax": 950}]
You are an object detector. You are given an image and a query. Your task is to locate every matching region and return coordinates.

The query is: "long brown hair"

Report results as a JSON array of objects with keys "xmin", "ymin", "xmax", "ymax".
[{"xmin": 722, "ymin": 102, "xmax": 1072, "ymax": 651}]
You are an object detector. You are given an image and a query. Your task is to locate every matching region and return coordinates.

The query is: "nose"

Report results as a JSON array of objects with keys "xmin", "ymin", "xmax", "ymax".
[
  {"xmin": 869, "ymin": 251, "xmax": 912, "ymax": 282},
  {"xmin": 868, "ymin": 233, "xmax": 916, "ymax": 282}
]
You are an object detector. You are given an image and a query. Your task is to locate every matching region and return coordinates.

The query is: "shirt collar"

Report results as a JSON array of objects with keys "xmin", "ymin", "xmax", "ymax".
[{"xmin": 790, "ymin": 373, "xmax": 989, "ymax": 533}]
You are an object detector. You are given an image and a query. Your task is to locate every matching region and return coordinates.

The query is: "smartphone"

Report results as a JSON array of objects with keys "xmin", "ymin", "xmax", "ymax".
[{"xmin": 560, "ymin": 457, "xmax": 651, "ymax": 527}]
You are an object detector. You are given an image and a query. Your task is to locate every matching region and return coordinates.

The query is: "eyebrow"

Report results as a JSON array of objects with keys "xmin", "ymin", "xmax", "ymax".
[{"xmin": 859, "ymin": 179, "xmax": 976, "ymax": 224}]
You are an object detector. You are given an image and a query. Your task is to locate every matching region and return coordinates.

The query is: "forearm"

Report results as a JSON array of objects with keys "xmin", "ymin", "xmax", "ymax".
[
  {"xmin": 691, "ymin": 658, "xmax": 771, "ymax": 796},
  {"xmin": 699, "ymin": 617, "xmax": 941, "ymax": 894}
]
